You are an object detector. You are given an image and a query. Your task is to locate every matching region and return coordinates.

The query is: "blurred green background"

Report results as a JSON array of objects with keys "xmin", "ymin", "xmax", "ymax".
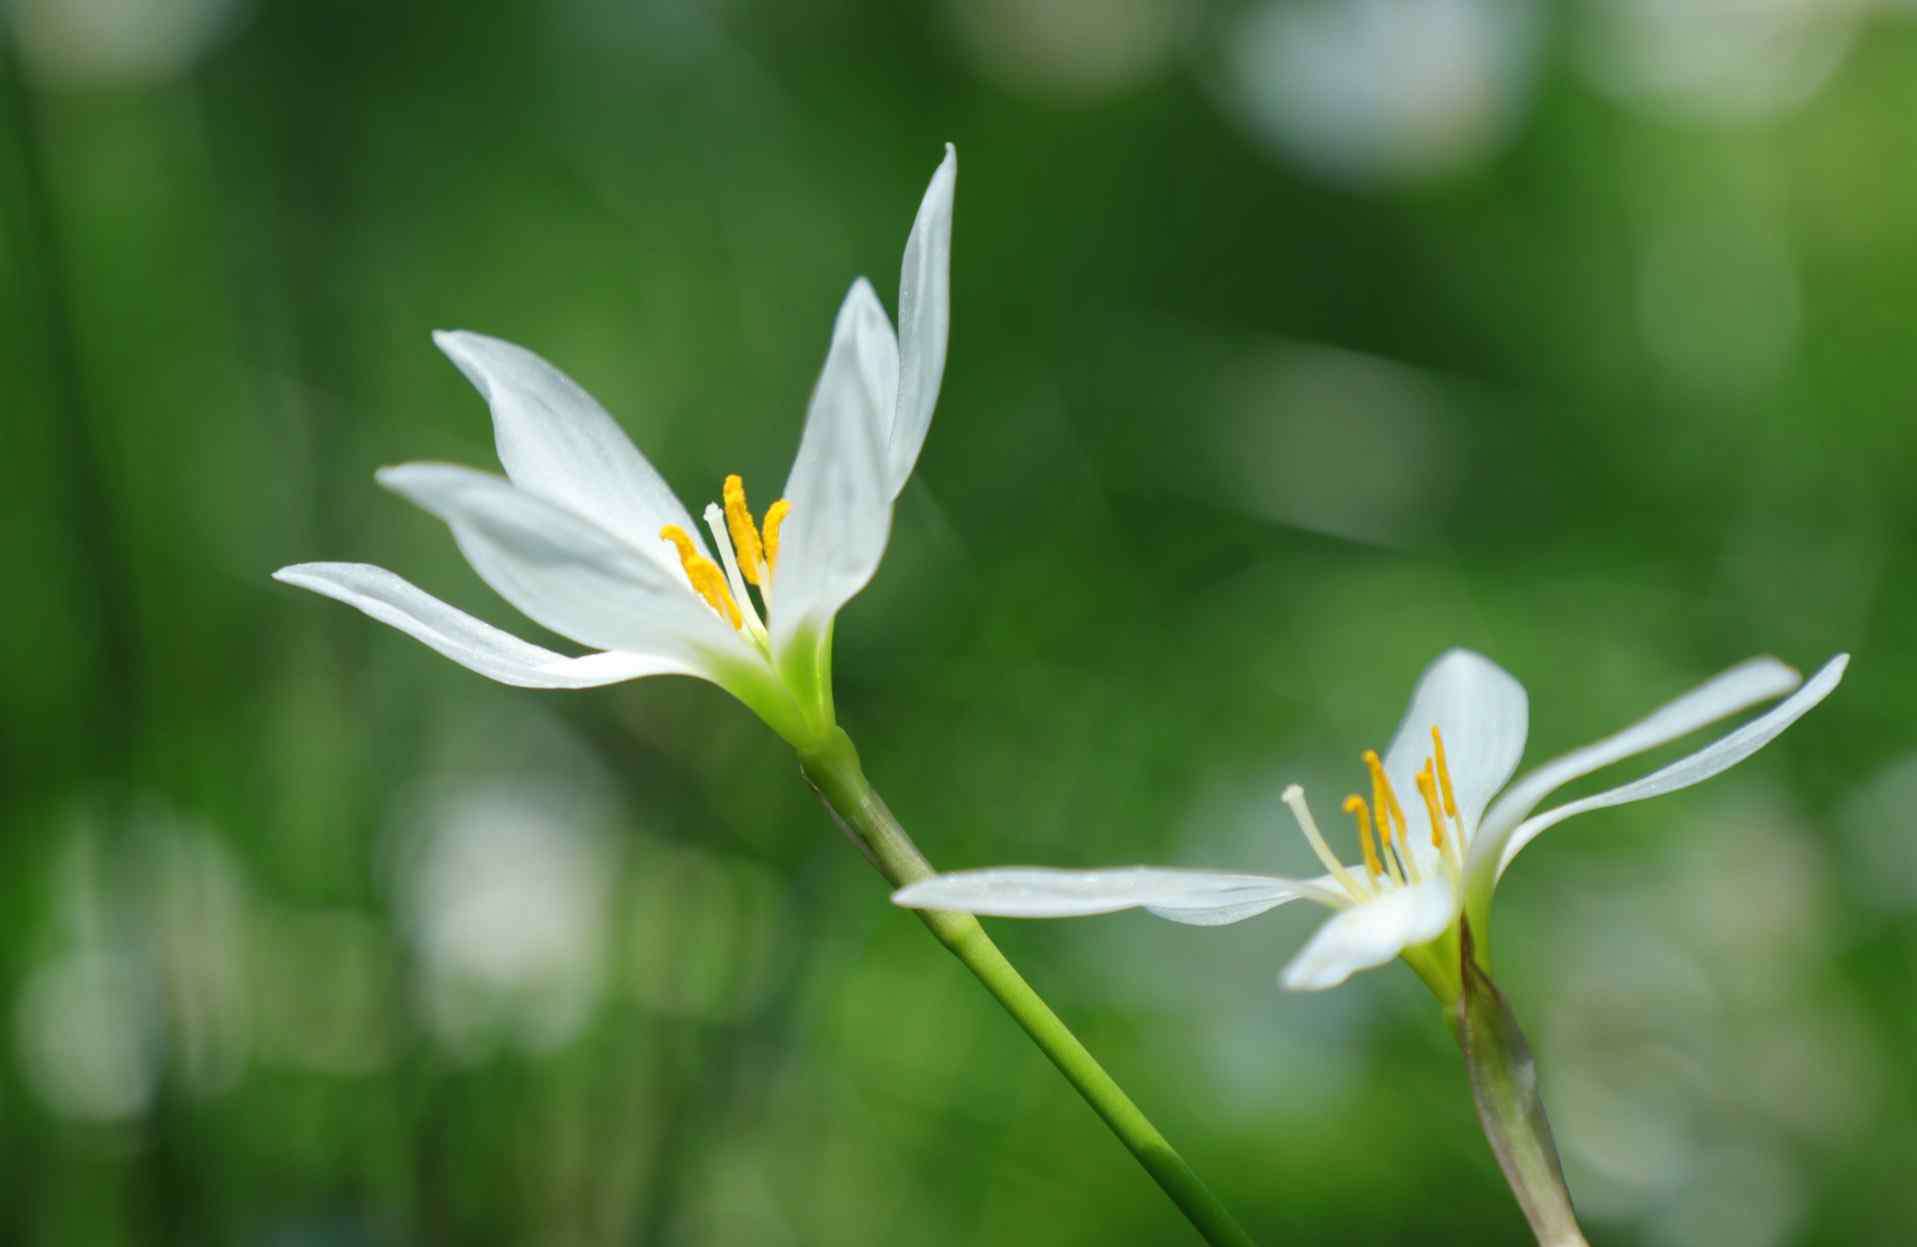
[{"xmin": 3, "ymin": 1, "xmax": 1912, "ymax": 1243}]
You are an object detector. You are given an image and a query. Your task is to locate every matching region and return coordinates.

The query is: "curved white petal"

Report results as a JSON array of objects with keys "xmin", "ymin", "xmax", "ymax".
[
  {"xmin": 1381, "ymin": 649, "xmax": 1529, "ymax": 848},
  {"xmin": 887, "ymin": 144, "xmax": 955, "ymax": 497},
  {"xmin": 272, "ymin": 563, "xmax": 692, "ymax": 687},
  {"xmin": 771, "ymin": 280, "xmax": 900, "ymax": 654},
  {"xmin": 892, "ymin": 867, "xmax": 1344, "ymax": 923},
  {"xmin": 1279, "ymin": 877, "xmax": 1458, "ymax": 992},
  {"xmin": 1468, "ymin": 655, "xmax": 1805, "ymax": 884},
  {"xmin": 377, "ymin": 463, "xmax": 743, "ymax": 665},
  {"xmin": 1491, "ymin": 654, "xmax": 1847, "ymax": 881},
  {"xmin": 433, "ymin": 330, "xmax": 701, "ymax": 565}
]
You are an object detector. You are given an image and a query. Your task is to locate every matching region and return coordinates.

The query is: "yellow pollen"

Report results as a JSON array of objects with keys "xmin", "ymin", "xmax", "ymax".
[
  {"xmin": 762, "ymin": 498, "xmax": 791, "ymax": 574},
  {"xmin": 722, "ymin": 474, "xmax": 768, "ymax": 586},
  {"xmin": 1430, "ymin": 725, "xmax": 1459, "ymax": 819},
  {"xmin": 659, "ymin": 525, "xmax": 742, "ymax": 629},
  {"xmin": 1416, "ymin": 764, "xmax": 1446, "ymax": 851},
  {"xmin": 1342, "ymin": 795, "xmax": 1384, "ymax": 880}
]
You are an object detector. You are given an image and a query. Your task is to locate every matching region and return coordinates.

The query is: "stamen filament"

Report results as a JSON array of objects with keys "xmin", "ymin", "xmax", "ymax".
[
  {"xmin": 1343, "ymin": 795, "xmax": 1386, "ymax": 885},
  {"xmin": 1283, "ymin": 786, "xmax": 1367, "ymax": 901},
  {"xmin": 1392, "ymin": 767, "xmax": 1424, "ymax": 885},
  {"xmin": 1376, "ymin": 800, "xmax": 1406, "ymax": 887},
  {"xmin": 659, "ymin": 525, "xmax": 741, "ymax": 629}
]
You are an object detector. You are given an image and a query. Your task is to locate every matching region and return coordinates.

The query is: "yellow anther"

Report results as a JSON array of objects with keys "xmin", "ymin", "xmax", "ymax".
[
  {"xmin": 1416, "ymin": 764, "xmax": 1446, "ymax": 851},
  {"xmin": 659, "ymin": 525, "xmax": 742, "ymax": 629},
  {"xmin": 1430, "ymin": 725, "xmax": 1459, "ymax": 819},
  {"xmin": 1343, "ymin": 795, "xmax": 1384, "ymax": 880},
  {"xmin": 1362, "ymin": 750, "xmax": 1409, "ymax": 850},
  {"xmin": 722, "ymin": 474, "xmax": 767, "ymax": 586},
  {"xmin": 762, "ymin": 498, "xmax": 791, "ymax": 573}
]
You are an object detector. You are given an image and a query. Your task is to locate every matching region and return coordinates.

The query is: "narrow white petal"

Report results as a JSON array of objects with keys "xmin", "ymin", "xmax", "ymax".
[
  {"xmin": 433, "ymin": 330, "xmax": 701, "ymax": 564},
  {"xmin": 1381, "ymin": 649, "xmax": 1529, "ymax": 835},
  {"xmin": 272, "ymin": 563, "xmax": 690, "ymax": 688},
  {"xmin": 1468, "ymin": 655, "xmax": 1805, "ymax": 883},
  {"xmin": 1491, "ymin": 654, "xmax": 1848, "ymax": 880},
  {"xmin": 377, "ymin": 463, "xmax": 742, "ymax": 664},
  {"xmin": 771, "ymin": 280, "xmax": 900, "ymax": 654},
  {"xmin": 892, "ymin": 867, "xmax": 1344, "ymax": 922},
  {"xmin": 1279, "ymin": 877, "xmax": 1458, "ymax": 992},
  {"xmin": 1146, "ymin": 871, "xmax": 1352, "ymax": 925},
  {"xmin": 887, "ymin": 143, "xmax": 955, "ymax": 497}
]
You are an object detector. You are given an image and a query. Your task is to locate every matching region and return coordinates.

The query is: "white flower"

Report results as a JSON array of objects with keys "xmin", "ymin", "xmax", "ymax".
[
  {"xmin": 893, "ymin": 648, "xmax": 1848, "ymax": 997},
  {"xmin": 275, "ymin": 147, "xmax": 957, "ymax": 750}
]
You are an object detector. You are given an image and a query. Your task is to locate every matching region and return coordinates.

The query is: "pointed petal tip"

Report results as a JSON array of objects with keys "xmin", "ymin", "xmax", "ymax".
[
  {"xmin": 431, "ymin": 329, "xmax": 495, "ymax": 392},
  {"xmin": 374, "ymin": 461, "xmax": 466, "ymax": 490},
  {"xmin": 272, "ymin": 563, "xmax": 333, "ymax": 588},
  {"xmin": 1278, "ymin": 966, "xmax": 1343, "ymax": 992},
  {"xmin": 891, "ymin": 879, "xmax": 949, "ymax": 909},
  {"xmin": 430, "ymin": 327, "xmax": 473, "ymax": 359},
  {"xmin": 432, "ymin": 327, "xmax": 499, "ymax": 351}
]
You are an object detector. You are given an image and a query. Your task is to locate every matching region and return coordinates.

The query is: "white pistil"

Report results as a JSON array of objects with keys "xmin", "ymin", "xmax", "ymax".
[
  {"xmin": 702, "ymin": 502, "xmax": 768, "ymax": 645},
  {"xmin": 1282, "ymin": 785, "xmax": 1369, "ymax": 903}
]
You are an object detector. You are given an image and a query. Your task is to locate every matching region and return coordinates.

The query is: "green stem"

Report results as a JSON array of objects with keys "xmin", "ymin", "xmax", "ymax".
[
  {"xmin": 799, "ymin": 727, "xmax": 1258, "ymax": 1247},
  {"xmin": 1455, "ymin": 922, "xmax": 1589, "ymax": 1247}
]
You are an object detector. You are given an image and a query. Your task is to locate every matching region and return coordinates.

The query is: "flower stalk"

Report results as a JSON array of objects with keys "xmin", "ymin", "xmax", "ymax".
[
  {"xmin": 798, "ymin": 727, "xmax": 1258, "ymax": 1247},
  {"xmin": 1455, "ymin": 923, "xmax": 1588, "ymax": 1247}
]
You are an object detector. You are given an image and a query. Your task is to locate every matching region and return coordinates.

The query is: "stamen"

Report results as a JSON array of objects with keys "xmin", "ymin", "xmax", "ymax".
[
  {"xmin": 1415, "ymin": 764, "xmax": 1447, "ymax": 851},
  {"xmin": 1342, "ymin": 795, "xmax": 1385, "ymax": 884},
  {"xmin": 722, "ymin": 474, "xmax": 768, "ymax": 585},
  {"xmin": 1375, "ymin": 793, "xmax": 1407, "ymax": 887},
  {"xmin": 762, "ymin": 499, "xmax": 791, "ymax": 574},
  {"xmin": 1362, "ymin": 750, "xmax": 1410, "ymax": 874},
  {"xmin": 659, "ymin": 525, "xmax": 741, "ymax": 629},
  {"xmin": 702, "ymin": 504, "xmax": 767, "ymax": 641},
  {"xmin": 1283, "ymin": 785, "xmax": 1367, "ymax": 901},
  {"xmin": 1431, "ymin": 725, "xmax": 1459, "ymax": 819}
]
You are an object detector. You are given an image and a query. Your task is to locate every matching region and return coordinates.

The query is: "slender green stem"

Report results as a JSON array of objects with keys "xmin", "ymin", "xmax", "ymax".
[
  {"xmin": 1455, "ymin": 923, "xmax": 1590, "ymax": 1247},
  {"xmin": 798, "ymin": 727, "xmax": 1258, "ymax": 1247}
]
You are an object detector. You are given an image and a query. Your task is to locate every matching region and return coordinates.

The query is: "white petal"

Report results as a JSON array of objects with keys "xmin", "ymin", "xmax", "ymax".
[
  {"xmin": 891, "ymin": 867, "xmax": 1344, "ymax": 923},
  {"xmin": 1381, "ymin": 649, "xmax": 1529, "ymax": 839},
  {"xmin": 771, "ymin": 280, "xmax": 900, "ymax": 654},
  {"xmin": 1467, "ymin": 655, "xmax": 1805, "ymax": 885},
  {"xmin": 887, "ymin": 143, "xmax": 955, "ymax": 497},
  {"xmin": 1490, "ymin": 654, "xmax": 1848, "ymax": 880},
  {"xmin": 433, "ymin": 330, "xmax": 700, "ymax": 565},
  {"xmin": 1279, "ymin": 877, "xmax": 1458, "ymax": 992},
  {"xmin": 272, "ymin": 563, "xmax": 691, "ymax": 687},
  {"xmin": 377, "ymin": 463, "xmax": 742, "ymax": 663}
]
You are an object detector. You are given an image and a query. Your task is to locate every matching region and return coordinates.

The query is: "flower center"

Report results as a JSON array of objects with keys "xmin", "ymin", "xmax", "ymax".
[
  {"xmin": 659, "ymin": 474, "xmax": 791, "ymax": 645},
  {"xmin": 1280, "ymin": 725, "xmax": 1467, "ymax": 904}
]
